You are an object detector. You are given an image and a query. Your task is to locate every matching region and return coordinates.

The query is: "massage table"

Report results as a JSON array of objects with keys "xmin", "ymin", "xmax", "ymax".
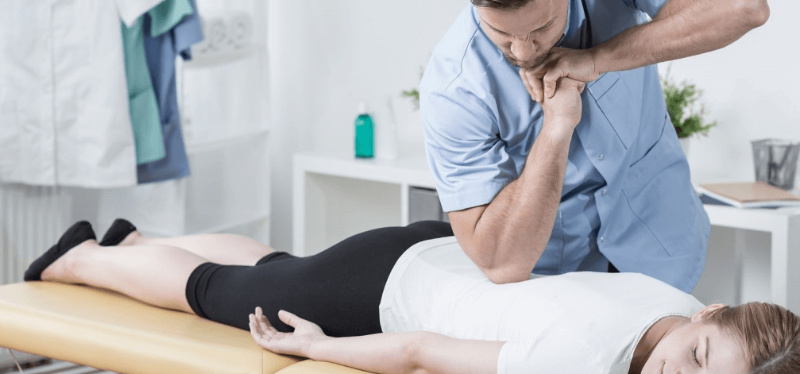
[{"xmin": 0, "ymin": 282, "xmax": 370, "ymax": 374}]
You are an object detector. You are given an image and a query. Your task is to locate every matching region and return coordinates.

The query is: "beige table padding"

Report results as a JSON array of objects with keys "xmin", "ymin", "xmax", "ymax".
[
  {"xmin": 275, "ymin": 360, "xmax": 372, "ymax": 374},
  {"xmin": 0, "ymin": 282, "xmax": 303, "ymax": 373}
]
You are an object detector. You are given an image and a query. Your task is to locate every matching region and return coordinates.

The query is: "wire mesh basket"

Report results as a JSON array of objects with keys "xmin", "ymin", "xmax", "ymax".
[{"xmin": 752, "ymin": 139, "xmax": 800, "ymax": 190}]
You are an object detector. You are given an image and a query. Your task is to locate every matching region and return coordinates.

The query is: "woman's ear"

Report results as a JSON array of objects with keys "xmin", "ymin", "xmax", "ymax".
[{"xmin": 691, "ymin": 303, "xmax": 728, "ymax": 323}]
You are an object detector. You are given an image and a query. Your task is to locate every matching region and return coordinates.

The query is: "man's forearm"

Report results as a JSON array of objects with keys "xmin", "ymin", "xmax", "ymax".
[
  {"xmin": 461, "ymin": 121, "xmax": 573, "ymax": 283},
  {"xmin": 591, "ymin": 0, "xmax": 769, "ymax": 74}
]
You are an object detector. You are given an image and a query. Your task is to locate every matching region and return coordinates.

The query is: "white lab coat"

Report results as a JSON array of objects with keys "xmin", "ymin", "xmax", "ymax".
[{"xmin": 0, "ymin": 0, "xmax": 164, "ymax": 188}]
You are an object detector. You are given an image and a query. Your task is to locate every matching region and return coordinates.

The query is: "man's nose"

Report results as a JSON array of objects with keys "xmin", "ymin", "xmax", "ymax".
[{"xmin": 509, "ymin": 40, "xmax": 536, "ymax": 63}]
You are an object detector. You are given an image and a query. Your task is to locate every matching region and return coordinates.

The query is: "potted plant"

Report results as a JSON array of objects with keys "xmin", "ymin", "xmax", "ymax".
[
  {"xmin": 401, "ymin": 88, "xmax": 420, "ymax": 110},
  {"xmin": 401, "ymin": 65, "xmax": 424, "ymax": 110},
  {"xmin": 660, "ymin": 68, "xmax": 717, "ymax": 156}
]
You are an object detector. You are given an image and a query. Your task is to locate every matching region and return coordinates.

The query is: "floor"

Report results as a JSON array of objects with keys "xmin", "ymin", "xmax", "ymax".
[{"xmin": 0, "ymin": 350, "xmax": 114, "ymax": 374}]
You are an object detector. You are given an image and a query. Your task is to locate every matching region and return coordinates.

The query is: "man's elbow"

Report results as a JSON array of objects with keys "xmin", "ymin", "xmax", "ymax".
[
  {"xmin": 737, "ymin": 0, "xmax": 770, "ymax": 28},
  {"xmin": 484, "ymin": 266, "xmax": 530, "ymax": 284}
]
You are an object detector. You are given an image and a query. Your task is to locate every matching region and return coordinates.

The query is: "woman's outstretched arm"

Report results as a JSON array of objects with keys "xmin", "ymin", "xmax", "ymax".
[{"xmin": 249, "ymin": 307, "xmax": 503, "ymax": 374}]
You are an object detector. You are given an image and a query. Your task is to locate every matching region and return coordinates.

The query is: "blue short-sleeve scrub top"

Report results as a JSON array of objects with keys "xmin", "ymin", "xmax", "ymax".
[{"xmin": 420, "ymin": 0, "xmax": 710, "ymax": 293}]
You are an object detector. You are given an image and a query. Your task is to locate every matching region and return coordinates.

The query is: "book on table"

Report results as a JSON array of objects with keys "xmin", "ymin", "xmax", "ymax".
[{"xmin": 697, "ymin": 182, "xmax": 800, "ymax": 209}]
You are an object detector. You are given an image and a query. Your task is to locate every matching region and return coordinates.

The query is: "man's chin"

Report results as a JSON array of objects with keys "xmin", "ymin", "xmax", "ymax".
[{"xmin": 505, "ymin": 54, "xmax": 548, "ymax": 70}]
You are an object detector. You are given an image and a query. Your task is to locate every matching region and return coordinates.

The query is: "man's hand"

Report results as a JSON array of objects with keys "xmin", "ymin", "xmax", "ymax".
[
  {"xmin": 519, "ymin": 47, "xmax": 599, "ymax": 102},
  {"xmin": 249, "ymin": 307, "xmax": 326, "ymax": 358},
  {"xmin": 539, "ymin": 77, "xmax": 586, "ymax": 129}
]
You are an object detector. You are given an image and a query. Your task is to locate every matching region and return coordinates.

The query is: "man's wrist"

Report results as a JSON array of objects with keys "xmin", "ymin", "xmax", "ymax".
[
  {"xmin": 541, "ymin": 119, "xmax": 575, "ymax": 142},
  {"xmin": 588, "ymin": 45, "xmax": 608, "ymax": 77}
]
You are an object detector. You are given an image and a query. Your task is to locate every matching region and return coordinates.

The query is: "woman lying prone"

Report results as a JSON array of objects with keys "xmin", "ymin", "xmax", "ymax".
[{"xmin": 26, "ymin": 219, "xmax": 800, "ymax": 374}]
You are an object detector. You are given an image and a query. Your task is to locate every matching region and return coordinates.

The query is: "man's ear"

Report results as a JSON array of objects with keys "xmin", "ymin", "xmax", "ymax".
[{"xmin": 691, "ymin": 303, "xmax": 728, "ymax": 323}]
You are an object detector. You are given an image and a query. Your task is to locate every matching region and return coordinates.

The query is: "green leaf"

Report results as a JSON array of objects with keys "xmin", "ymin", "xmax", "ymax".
[{"xmin": 660, "ymin": 67, "xmax": 717, "ymax": 139}]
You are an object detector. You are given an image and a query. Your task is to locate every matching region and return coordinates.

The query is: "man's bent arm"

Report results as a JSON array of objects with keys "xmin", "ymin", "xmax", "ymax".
[
  {"xmin": 529, "ymin": 0, "xmax": 770, "ymax": 100},
  {"xmin": 449, "ymin": 120, "xmax": 573, "ymax": 283},
  {"xmin": 448, "ymin": 78, "xmax": 585, "ymax": 283},
  {"xmin": 591, "ymin": 0, "xmax": 770, "ymax": 75}
]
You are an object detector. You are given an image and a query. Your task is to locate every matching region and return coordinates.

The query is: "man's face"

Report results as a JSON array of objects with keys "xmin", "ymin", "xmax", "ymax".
[{"xmin": 476, "ymin": 0, "xmax": 569, "ymax": 69}]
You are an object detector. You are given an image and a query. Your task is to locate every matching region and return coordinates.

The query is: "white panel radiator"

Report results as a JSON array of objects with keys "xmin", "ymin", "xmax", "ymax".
[{"xmin": 0, "ymin": 184, "xmax": 72, "ymax": 285}]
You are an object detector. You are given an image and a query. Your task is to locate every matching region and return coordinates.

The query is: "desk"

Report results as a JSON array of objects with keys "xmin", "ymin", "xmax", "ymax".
[
  {"xmin": 703, "ymin": 204, "xmax": 800, "ymax": 311},
  {"xmin": 292, "ymin": 151, "xmax": 436, "ymax": 256}
]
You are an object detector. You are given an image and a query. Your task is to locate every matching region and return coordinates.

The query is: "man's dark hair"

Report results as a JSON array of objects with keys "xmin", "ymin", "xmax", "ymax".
[{"xmin": 470, "ymin": 0, "xmax": 532, "ymax": 9}]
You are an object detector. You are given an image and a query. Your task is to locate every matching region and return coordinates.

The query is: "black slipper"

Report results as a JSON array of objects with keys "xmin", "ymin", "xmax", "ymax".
[
  {"xmin": 24, "ymin": 221, "xmax": 96, "ymax": 282},
  {"xmin": 99, "ymin": 218, "xmax": 138, "ymax": 246}
]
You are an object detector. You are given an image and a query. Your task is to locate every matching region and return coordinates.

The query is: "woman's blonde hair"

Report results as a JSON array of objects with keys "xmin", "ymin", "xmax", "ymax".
[{"xmin": 706, "ymin": 302, "xmax": 800, "ymax": 373}]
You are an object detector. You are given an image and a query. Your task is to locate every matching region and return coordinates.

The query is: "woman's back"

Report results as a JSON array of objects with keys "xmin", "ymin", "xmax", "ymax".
[{"xmin": 379, "ymin": 237, "xmax": 704, "ymax": 373}]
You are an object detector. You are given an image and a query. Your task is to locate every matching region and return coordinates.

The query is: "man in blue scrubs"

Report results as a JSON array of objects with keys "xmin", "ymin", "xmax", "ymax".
[{"xmin": 420, "ymin": 0, "xmax": 769, "ymax": 292}]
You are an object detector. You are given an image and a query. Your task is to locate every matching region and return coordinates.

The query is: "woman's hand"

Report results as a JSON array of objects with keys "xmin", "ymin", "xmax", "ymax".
[{"xmin": 249, "ymin": 307, "xmax": 327, "ymax": 357}]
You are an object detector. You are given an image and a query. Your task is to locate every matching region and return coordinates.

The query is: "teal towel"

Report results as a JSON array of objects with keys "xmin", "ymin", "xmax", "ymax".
[{"xmin": 121, "ymin": 18, "xmax": 166, "ymax": 165}]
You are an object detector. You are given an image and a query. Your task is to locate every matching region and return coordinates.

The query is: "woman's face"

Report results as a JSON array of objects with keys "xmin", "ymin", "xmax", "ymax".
[{"xmin": 642, "ymin": 307, "xmax": 749, "ymax": 374}]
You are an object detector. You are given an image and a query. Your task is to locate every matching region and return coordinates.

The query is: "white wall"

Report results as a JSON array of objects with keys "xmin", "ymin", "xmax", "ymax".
[
  {"xmin": 664, "ymin": 1, "xmax": 800, "ymax": 184},
  {"xmin": 268, "ymin": 0, "xmax": 466, "ymax": 251},
  {"xmin": 267, "ymin": 0, "xmax": 800, "ymax": 261},
  {"xmin": 665, "ymin": 1, "xmax": 800, "ymax": 305}
]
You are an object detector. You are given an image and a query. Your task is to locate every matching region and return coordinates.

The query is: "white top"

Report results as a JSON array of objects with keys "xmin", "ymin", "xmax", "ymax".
[
  {"xmin": 0, "ymin": 0, "xmax": 163, "ymax": 187},
  {"xmin": 379, "ymin": 237, "xmax": 704, "ymax": 374}
]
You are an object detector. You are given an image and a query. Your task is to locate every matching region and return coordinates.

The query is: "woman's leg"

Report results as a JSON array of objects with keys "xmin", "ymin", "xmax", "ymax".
[
  {"xmin": 41, "ymin": 238, "xmax": 207, "ymax": 314},
  {"xmin": 118, "ymin": 231, "xmax": 274, "ymax": 266},
  {"xmin": 192, "ymin": 220, "xmax": 455, "ymax": 334}
]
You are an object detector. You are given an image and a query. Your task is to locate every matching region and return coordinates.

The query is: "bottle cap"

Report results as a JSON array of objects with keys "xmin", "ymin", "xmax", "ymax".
[{"xmin": 358, "ymin": 102, "xmax": 367, "ymax": 115}]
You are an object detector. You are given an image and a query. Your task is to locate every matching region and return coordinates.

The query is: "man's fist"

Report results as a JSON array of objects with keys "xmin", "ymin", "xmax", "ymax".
[
  {"xmin": 519, "ymin": 47, "xmax": 599, "ymax": 103},
  {"xmin": 540, "ymin": 77, "xmax": 585, "ymax": 129}
]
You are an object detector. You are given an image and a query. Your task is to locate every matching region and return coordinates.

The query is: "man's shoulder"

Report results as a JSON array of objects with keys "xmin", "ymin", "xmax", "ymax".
[{"xmin": 422, "ymin": 5, "xmax": 503, "ymax": 92}]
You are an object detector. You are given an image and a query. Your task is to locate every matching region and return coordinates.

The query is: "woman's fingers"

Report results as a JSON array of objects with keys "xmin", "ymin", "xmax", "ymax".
[
  {"xmin": 251, "ymin": 307, "xmax": 282, "ymax": 336},
  {"xmin": 258, "ymin": 318, "xmax": 273, "ymax": 335},
  {"xmin": 255, "ymin": 306, "xmax": 265, "ymax": 321},
  {"xmin": 249, "ymin": 314, "xmax": 277, "ymax": 347},
  {"xmin": 249, "ymin": 315, "xmax": 266, "ymax": 341},
  {"xmin": 254, "ymin": 306, "xmax": 274, "ymax": 327},
  {"xmin": 278, "ymin": 310, "xmax": 303, "ymax": 328}
]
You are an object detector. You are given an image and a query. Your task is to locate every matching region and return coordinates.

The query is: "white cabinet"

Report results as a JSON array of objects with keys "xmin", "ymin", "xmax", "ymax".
[
  {"xmin": 701, "ymin": 204, "xmax": 800, "ymax": 312},
  {"xmin": 93, "ymin": 0, "xmax": 270, "ymax": 243},
  {"xmin": 292, "ymin": 151, "xmax": 438, "ymax": 256},
  {"xmin": 176, "ymin": 0, "xmax": 270, "ymax": 242}
]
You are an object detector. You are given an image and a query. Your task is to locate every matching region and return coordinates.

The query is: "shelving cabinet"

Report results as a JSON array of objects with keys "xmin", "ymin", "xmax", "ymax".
[
  {"xmin": 94, "ymin": 0, "xmax": 271, "ymax": 243},
  {"xmin": 292, "ymin": 150, "xmax": 441, "ymax": 256}
]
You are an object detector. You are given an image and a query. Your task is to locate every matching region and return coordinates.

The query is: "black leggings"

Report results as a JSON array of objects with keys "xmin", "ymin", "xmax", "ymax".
[{"xmin": 185, "ymin": 221, "xmax": 453, "ymax": 337}]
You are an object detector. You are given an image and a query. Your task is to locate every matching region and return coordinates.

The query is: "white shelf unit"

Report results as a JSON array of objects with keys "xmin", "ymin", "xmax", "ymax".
[
  {"xmin": 292, "ymin": 150, "xmax": 437, "ymax": 256},
  {"xmin": 155, "ymin": 0, "xmax": 270, "ymax": 242},
  {"xmin": 702, "ymin": 204, "xmax": 800, "ymax": 312}
]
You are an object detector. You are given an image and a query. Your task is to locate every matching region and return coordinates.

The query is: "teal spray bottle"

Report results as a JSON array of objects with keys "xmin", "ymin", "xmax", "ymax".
[{"xmin": 355, "ymin": 102, "xmax": 374, "ymax": 158}]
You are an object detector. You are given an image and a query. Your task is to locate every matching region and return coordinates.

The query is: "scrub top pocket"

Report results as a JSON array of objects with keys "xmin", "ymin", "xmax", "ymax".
[
  {"xmin": 587, "ymin": 72, "xmax": 639, "ymax": 149},
  {"xmin": 620, "ymin": 118, "xmax": 697, "ymax": 256}
]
